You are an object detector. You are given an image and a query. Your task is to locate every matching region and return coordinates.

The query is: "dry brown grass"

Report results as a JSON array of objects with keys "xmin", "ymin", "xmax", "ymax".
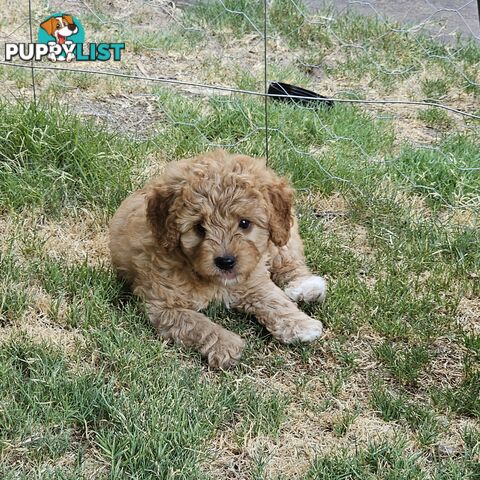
[{"xmin": 0, "ymin": 211, "xmax": 108, "ymax": 352}]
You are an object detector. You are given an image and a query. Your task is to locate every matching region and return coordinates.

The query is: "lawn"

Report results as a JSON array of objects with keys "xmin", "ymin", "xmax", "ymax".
[{"xmin": 0, "ymin": 1, "xmax": 479, "ymax": 478}]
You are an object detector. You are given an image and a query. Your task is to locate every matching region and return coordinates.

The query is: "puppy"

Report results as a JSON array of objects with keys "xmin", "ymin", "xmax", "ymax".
[
  {"xmin": 109, "ymin": 150, "xmax": 326, "ymax": 368},
  {"xmin": 40, "ymin": 15, "xmax": 78, "ymax": 62}
]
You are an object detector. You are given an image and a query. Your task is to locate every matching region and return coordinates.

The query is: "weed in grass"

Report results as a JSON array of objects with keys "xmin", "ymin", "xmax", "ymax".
[
  {"xmin": 464, "ymin": 333, "xmax": 480, "ymax": 362},
  {"xmin": 418, "ymin": 107, "xmax": 454, "ymax": 130},
  {"xmin": 322, "ymin": 368, "xmax": 351, "ymax": 397},
  {"xmin": 374, "ymin": 341, "xmax": 431, "ymax": 385},
  {"xmin": 371, "ymin": 383, "xmax": 407, "ymax": 422},
  {"xmin": 331, "ymin": 341, "xmax": 358, "ymax": 371},
  {"xmin": 234, "ymin": 385, "xmax": 289, "ymax": 440},
  {"xmin": 0, "ymin": 286, "xmax": 29, "ymax": 326},
  {"xmin": 306, "ymin": 437, "xmax": 425, "ymax": 479},
  {"xmin": 250, "ymin": 450, "xmax": 270, "ymax": 480},
  {"xmin": 331, "ymin": 408, "xmax": 359, "ymax": 437},
  {"xmin": 432, "ymin": 364, "xmax": 480, "ymax": 419},
  {"xmin": 421, "ymin": 79, "xmax": 451, "ymax": 100},
  {"xmin": 463, "ymin": 425, "xmax": 480, "ymax": 459},
  {"xmin": 370, "ymin": 384, "xmax": 442, "ymax": 446}
]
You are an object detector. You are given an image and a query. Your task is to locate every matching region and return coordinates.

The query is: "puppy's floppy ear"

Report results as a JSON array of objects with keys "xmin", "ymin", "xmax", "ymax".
[
  {"xmin": 146, "ymin": 183, "xmax": 180, "ymax": 252},
  {"xmin": 63, "ymin": 15, "xmax": 74, "ymax": 25},
  {"xmin": 40, "ymin": 17, "xmax": 58, "ymax": 36},
  {"xmin": 264, "ymin": 174, "xmax": 293, "ymax": 247}
]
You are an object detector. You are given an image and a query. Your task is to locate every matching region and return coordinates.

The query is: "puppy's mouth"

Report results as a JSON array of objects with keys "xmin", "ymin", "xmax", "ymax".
[
  {"xmin": 220, "ymin": 270, "xmax": 237, "ymax": 280},
  {"xmin": 218, "ymin": 269, "xmax": 239, "ymax": 285}
]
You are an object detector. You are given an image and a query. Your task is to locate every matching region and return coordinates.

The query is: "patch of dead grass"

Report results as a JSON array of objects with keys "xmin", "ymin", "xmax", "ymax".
[
  {"xmin": 0, "ymin": 284, "xmax": 83, "ymax": 351},
  {"xmin": 457, "ymin": 296, "xmax": 480, "ymax": 334},
  {"xmin": 0, "ymin": 211, "xmax": 107, "ymax": 350},
  {"xmin": 0, "ymin": 210, "xmax": 109, "ymax": 266}
]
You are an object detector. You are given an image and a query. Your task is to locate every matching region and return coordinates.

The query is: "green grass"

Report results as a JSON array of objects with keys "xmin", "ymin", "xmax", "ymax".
[
  {"xmin": 418, "ymin": 107, "xmax": 454, "ymax": 129},
  {"xmin": 387, "ymin": 133, "xmax": 480, "ymax": 208},
  {"xmin": 1, "ymin": 0, "xmax": 479, "ymax": 478},
  {"xmin": 306, "ymin": 437, "xmax": 426, "ymax": 480},
  {"xmin": 0, "ymin": 102, "xmax": 145, "ymax": 216},
  {"xmin": 374, "ymin": 341, "xmax": 432, "ymax": 386},
  {"xmin": 371, "ymin": 383, "xmax": 443, "ymax": 447},
  {"xmin": 181, "ymin": 0, "xmax": 480, "ymax": 93},
  {"xmin": 421, "ymin": 79, "xmax": 451, "ymax": 100},
  {"xmin": 306, "ymin": 435, "xmax": 480, "ymax": 479}
]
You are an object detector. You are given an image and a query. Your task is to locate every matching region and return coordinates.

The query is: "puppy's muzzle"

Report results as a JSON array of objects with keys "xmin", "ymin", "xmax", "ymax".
[{"xmin": 215, "ymin": 255, "xmax": 236, "ymax": 271}]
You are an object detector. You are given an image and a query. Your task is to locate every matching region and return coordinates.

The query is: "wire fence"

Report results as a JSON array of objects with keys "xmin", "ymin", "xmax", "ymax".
[{"xmin": 0, "ymin": 0, "xmax": 479, "ymax": 225}]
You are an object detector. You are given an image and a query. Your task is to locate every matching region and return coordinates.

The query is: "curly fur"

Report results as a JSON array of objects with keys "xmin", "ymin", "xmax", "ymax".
[{"xmin": 109, "ymin": 150, "xmax": 326, "ymax": 368}]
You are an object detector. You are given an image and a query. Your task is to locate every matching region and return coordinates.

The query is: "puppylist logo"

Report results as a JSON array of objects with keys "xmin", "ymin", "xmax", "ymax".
[{"xmin": 5, "ymin": 13, "xmax": 124, "ymax": 62}]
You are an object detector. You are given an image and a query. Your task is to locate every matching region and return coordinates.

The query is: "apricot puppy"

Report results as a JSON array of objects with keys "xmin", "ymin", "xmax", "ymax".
[{"xmin": 109, "ymin": 150, "xmax": 326, "ymax": 368}]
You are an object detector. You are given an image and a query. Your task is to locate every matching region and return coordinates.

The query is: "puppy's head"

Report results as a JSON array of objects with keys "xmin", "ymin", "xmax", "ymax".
[
  {"xmin": 40, "ymin": 15, "xmax": 78, "ymax": 41},
  {"xmin": 146, "ymin": 150, "xmax": 293, "ymax": 285}
]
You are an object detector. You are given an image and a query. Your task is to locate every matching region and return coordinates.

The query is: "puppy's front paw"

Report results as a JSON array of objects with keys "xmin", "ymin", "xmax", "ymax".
[
  {"xmin": 285, "ymin": 275, "xmax": 327, "ymax": 303},
  {"xmin": 292, "ymin": 317, "xmax": 324, "ymax": 342},
  {"xmin": 276, "ymin": 315, "xmax": 324, "ymax": 344},
  {"xmin": 206, "ymin": 331, "xmax": 245, "ymax": 369}
]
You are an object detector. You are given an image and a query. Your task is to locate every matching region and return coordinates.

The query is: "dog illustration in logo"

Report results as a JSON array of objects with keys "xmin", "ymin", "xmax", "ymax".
[{"xmin": 40, "ymin": 15, "xmax": 78, "ymax": 62}]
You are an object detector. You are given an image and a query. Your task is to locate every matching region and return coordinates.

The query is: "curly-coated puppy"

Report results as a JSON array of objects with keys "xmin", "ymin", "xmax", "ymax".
[{"xmin": 109, "ymin": 150, "xmax": 326, "ymax": 368}]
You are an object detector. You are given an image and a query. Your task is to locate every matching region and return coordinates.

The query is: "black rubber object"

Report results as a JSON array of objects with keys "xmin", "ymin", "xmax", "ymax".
[{"xmin": 268, "ymin": 82, "xmax": 334, "ymax": 108}]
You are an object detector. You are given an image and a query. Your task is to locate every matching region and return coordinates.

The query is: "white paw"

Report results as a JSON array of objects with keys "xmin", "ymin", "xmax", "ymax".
[
  {"xmin": 290, "ymin": 318, "xmax": 324, "ymax": 343},
  {"xmin": 285, "ymin": 276, "xmax": 327, "ymax": 303}
]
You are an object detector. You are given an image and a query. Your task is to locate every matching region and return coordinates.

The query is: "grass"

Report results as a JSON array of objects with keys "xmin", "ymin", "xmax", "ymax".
[
  {"xmin": 1, "ymin": 0, "xmax": 479, "ymax": 478},
  {"xmin": 0, "ymin": 103, "xmax": 145, "ymax": 216},
  {"xmin": 306, "ymin": 437, "xmax": 426, "ymax": 479},
  {"xmin": 417, "ymin": 107, "xmax": 454, "ymax": 129},
  {"xmin": 182, "ymin": 0, "xmax": 480, "ymax": 93}
]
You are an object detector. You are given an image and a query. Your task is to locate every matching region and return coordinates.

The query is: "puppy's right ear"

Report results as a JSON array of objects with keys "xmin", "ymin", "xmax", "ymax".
[{"xmin": 146, "ymin": 183, "xmax": 180, "ymax": 251}]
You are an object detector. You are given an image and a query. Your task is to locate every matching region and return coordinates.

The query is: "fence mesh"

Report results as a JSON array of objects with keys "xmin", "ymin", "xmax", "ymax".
[{"xmin": 0, "ymin": 0, "xmax": 479, "ymax": 224}]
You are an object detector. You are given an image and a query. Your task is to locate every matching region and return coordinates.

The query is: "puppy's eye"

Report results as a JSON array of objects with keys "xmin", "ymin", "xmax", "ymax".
[
  {"xmin": 239, "ymin": 219, "xmax": 251, "ymax": 230},
  {"xmin": 195, "ymin": 223, "xmax": 206, "ymax": 237}
]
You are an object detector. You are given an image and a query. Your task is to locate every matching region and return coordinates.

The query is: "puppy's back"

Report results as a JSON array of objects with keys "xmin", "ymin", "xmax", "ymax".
[{"xmin": 109, "ymin": 189, "xmax": 151, "ymax": 284}]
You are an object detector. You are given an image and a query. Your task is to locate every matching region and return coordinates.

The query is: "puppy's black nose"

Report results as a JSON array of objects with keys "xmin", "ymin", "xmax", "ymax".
[
  {"xmin": 68, "ymin": 23, "xmax": 77, "ymax": 31},
  {"xmin": 214, "ymin": 255, "xmax": 236, "ymax": 271}
]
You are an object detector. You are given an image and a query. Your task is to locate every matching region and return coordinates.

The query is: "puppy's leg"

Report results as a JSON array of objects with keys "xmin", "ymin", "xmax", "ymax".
[
  {"xmin": 271, "ymin": 219, "xmax": 327, "ymax": 303},
  {"xmin": 231, "ymin": 281, "xmax": 324, "ymax": 344},
  {"xmin": 147, "ymin": 302, "xmax": 245, "ymax": 369}
]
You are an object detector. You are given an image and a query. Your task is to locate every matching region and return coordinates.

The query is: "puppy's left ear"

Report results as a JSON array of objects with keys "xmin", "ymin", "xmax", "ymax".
[
  {"xmin": 146, "ymin": 183, "xmax": 180, "ymax": 252},
  {"xmin": 40, "ymin": 17, "xmax": 58, "ymax": 36},
  {"xmin": 264, "ymin": 175, "xmax": 293, "ymax": 247}
]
